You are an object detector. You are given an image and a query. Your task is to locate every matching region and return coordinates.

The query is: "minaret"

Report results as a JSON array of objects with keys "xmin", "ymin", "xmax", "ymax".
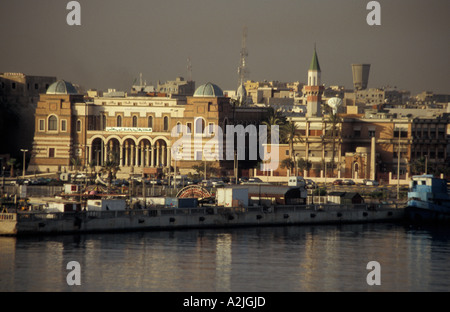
[{"xmin": 305, "ymin": 47, "xmax": 324, "ymax": 117}]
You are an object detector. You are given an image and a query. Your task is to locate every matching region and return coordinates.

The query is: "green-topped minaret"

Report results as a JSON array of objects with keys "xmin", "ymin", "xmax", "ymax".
[
  {"xmin": 309, "ymin": 48, "xmax": 321, "ymax": 72},
  {"xmin": 305, "ymin": 47, "xmax": 324, "ymax": 117}
]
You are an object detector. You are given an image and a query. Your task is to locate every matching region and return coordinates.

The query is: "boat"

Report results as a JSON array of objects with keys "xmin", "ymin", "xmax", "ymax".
[{"xmin": 406, "ymin": 175, "xmax": 450, "ymax": 223}]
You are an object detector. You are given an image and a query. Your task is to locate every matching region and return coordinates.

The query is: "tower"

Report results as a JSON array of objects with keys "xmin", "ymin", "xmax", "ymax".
[
  {"xmin": 305, "ymin": 47, "xmax": 324, "ymax": 117},
  {"xmin": 352, "ymin": 64, "xmax": 370, "ymax": 90},
  {"xmin": 237, "ymin": 26, "xmax": 249, "ymax": 86}
]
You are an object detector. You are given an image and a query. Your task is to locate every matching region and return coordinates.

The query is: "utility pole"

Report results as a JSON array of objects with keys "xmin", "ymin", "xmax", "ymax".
[
  {"xmin": 397, "ymin": 128, "xmax": 401, "ymax": 201},
  {"xmin": 20, "ymin": 149, "xmax": 28, "ymax": 180}
]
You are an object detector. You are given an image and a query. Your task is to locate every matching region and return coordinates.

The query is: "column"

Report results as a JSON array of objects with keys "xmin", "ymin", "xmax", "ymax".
[
  {"xmin": 156, "ymin": 145, "xmax": 160, "ymax": 167},
  {"xmin": 166, "ymin": 146, "xmax": 171, "ymax": 169},
  {"xmin": 151, "ymin": 146, "xmax": 155, "ymax": 167},
  {"xmin": 125, "ymin": 142, "xmax": 129, "ymax": 167},
  {"xmin": 119, "ymin": 144, "xmax": 124, "ymax": 167},
  {"xmin": 131, "ymin": 144, "xmax": 135, "ymax": 167},
  {"xmin": 141, "ymin": 142, "xmax": 145, "ymax": 167},
  {"xmin": 146, "ymin": 144, "xmax": 150, "ymax": 167},
  {"xmin": 135, "ymin": 144, "xmax": 139, "ymax": 167}
]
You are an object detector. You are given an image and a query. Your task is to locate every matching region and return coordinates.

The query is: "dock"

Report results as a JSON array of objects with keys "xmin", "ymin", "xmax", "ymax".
[{"xmin": 0, "ymin": 203, "xmax": 405, "ymax": 236}]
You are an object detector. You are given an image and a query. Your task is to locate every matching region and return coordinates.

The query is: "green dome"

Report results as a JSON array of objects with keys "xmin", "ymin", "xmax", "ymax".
[
  {"xmin": 46, "ymin": 80, "xmax": 78, "ymax": 95},
  {"xmin": 193, "ymin": 82, "xmax": 223, "ymax": 97}
]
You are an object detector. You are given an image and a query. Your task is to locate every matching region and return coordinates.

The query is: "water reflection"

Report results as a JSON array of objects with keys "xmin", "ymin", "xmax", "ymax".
[{"xmin": 0, "ymin": 223, "xmax": 449, "ymax": 292}]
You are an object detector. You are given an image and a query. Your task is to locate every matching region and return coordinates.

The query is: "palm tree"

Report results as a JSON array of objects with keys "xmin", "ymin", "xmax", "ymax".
[
  {"xmin": 100, "ymin": 152, "xmax": 120, "ymax": 190},
  {"xmin": 261, "ymin": 108, "xmax": 285, "ymax": 141},
  {"xmin": 71, "ymin": 157, "xmax": 82, "ymax": 175},
  {"xmin": 280, "ymin": 158, "xmax": 295, "ymax": 173},
  {"xmin": 281, "ymin": 121, "xmax": 303, "ymax": 175}
]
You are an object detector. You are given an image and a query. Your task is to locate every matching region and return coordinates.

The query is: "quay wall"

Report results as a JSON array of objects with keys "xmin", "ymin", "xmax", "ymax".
[{"xmin": 0, "ymin": 204, "xmax": 405, "ymax": 236}]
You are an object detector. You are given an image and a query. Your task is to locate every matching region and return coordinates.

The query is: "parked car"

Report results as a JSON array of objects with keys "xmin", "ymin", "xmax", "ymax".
[
  {"xmin": 365, "ymin": 180, "xmax": 379, "ymax": 186},
  {"xmin": 305, "ymin": 179, "xmax": 317, "ymax": 189},
  {"xmin": 332, "ymin": 179, "xmax": 343, "ymax": 185},
  {"xmin": 149, "ymin": 179, "xmax": 162, "ymax": 185},
  {"xmin": 342, "ymin": 179, "xmax": 355, "ymax": 185}
]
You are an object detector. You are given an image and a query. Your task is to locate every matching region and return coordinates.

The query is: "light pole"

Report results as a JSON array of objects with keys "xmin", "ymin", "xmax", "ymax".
[
  {"xmin": 20, "ymin": 149, "xmax": 28, "ymax": 180},
  {"xmin": 397, "ymin": 129, "xmax": 401, "ymax": 201}
]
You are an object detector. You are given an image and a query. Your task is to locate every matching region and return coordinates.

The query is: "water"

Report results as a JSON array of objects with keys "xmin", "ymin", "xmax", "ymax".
[{"xmin": 1, "ymin": 223, "xmax": 449, "ymax": 292}]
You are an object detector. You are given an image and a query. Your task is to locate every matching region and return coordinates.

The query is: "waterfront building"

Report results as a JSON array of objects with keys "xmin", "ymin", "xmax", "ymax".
[
  {"xmin": 0, "ymin": 72, "xmax": 56, "ymax": 160},
  {"xmin": 28, "ymin": 80, "xmax": 269, "ymax": 178}
]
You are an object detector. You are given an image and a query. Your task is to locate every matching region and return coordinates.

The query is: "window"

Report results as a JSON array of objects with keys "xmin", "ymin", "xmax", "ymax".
[
  {"xmin": 208, "ymin": 122, "xmax": 215, "ymax": 134},
  {"xmin": 353, "ymin": 130, "xmax": 361, "ymax": 138},
  {"xmin": 132, "ymin": 116, "xmax": 138, "ymax": 128},
  {"xmin": 195, "ymin": 117, "xmax": 205, "ymax": 134},
  {"xmin": 61, "ymin": 120, "xmax": 67, "ymax": 132},
  {"xmin": 48, "ymin": 116, "xmax": 57, "ymax": 131},
  {"xmin": 117, "ymin": 115, "xmax": 122, "ymax": 127},
  {"xmin": 148, "ymin": 116, "xmax": 153, "ymax": 128},
  {"xmin": 76, "ymin": 120, "xmax": 81, "ymax": 132},
  {"xmin": 186, "ymin": 122, "xmax": 192, "ymax": 134},
  {"xmin": 35, "ymin": 83, "xmax": 39, "ymax": 90},
  {"xmin": 49, "ymin": 148, "xmax": 55, "ymax": 158},
  {"xmin": 285, "ymin": 150, "xmax": 290, "ymax": 156},
  {"xmin": 12, "ymin": 83, "xmax": 16, "ymax": 89},
  {"xmin": 368, "ymin": 130, "xmax": 375, "ymax": 137},
  {"xmin": 39, "ymin": 120, "xmax": 45, "ymax": 131},
  {"xmin": 176, "ymin": 122, "xmax": 182, "ymax": 133},
  {"xmin": 163, "ymin": 116, "xmax": 169, "ymax": 131}
]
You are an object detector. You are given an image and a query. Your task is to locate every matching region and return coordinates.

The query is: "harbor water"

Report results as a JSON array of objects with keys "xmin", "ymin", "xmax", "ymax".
[{"xmin": 1, "ymin": 222, "xmax": 449, "ymax": 292}]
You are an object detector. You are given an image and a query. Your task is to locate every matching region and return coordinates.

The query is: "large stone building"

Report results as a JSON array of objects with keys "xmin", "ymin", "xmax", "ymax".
[
  {"xmin": 0, "ymin": 72, "xmax": 56, "ymax": 163},
  {"xmin": 28, "ymin": 80, "xmax": 269, "ymax": 178}
]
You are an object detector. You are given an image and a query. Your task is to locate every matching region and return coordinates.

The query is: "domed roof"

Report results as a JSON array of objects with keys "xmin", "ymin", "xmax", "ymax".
[
  {"xmin": 193, "ymin": 82, "xmax": 224, "ymax": 97},
  {"xmin": 46, "ymin": 80, "xmax": 79, "ymax": 95},
  {"xmin": 237, "ymin": 83, "xmax": 247, "ymax": 104}
]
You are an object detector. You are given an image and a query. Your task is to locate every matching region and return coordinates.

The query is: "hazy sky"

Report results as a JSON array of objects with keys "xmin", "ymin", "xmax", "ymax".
[{"xmin": 1, "ymin": 0, "xmax": 449, "ymax": 95}]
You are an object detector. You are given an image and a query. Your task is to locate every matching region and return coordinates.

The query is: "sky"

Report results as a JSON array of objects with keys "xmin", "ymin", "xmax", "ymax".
[{"xmin": 1, "ymin": 0, "xmax": 449, "ymax": 95}]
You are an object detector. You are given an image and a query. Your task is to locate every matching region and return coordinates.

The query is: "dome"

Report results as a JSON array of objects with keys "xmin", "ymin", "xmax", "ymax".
[
  {"xmin": 237, "ymin": 83, "xmax": 247, "ymax": 104},
  {"xmin": 46, "ymin": 80, "xmax": 79, "ymax": 95},
  {"xmin": 193, "ymin": 82, "xmax": 224, "ymax": 97}
]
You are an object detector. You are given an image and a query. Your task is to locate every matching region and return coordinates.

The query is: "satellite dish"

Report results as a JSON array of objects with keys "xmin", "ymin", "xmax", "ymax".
[{"xmin": 327, "ymin": 97, "xmax": 343, "ymax": 115}]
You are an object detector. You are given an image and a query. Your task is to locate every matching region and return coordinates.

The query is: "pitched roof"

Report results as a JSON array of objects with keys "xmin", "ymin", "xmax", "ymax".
[{"xmin": 309, "ymin": 49, "xmax": 321, "ymax": 72}]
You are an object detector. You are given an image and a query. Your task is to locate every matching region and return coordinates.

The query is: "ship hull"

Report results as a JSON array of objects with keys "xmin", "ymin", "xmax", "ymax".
[{"xmin": 406, "ymin": 200, "xmax": 450, "ymax": 223}]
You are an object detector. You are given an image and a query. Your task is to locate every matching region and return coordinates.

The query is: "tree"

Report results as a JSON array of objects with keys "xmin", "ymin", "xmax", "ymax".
[
  {"xmin": 100, "ymin": 152, "xmax": 120, "ymax": 190},
  {"xmin": 280, "ymin": 158, "xmax": 295, "ymax": 172},
  {"xmin": 297, "ymin": 158, "xmax": 312, "ymax": 174},
  {"xmin": 71, "ymin": 157, "xmax": 82, "ymax": 174},
  {"xmin": 261, "ymin": 108, "xmax": 285, "ymax": 141},
  {"xmin": 281, "ymin": 121, "xmax": 303, "ymax": 175}
]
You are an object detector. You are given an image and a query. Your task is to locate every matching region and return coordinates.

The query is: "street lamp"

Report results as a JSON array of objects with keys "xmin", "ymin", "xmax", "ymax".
[{"xmin": 20, "ymin": 149, "xmax": 28, "ymax": 180}]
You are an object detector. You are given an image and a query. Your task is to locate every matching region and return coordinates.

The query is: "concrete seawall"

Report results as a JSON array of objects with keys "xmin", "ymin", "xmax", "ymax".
[{"xmin": 0, "ymin": 204, "xmax": 405, "ymax": 236}]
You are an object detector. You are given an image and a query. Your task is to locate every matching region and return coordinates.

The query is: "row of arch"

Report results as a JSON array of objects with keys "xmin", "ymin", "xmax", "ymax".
[{"xmin": 88, "ymin": 136, "xmax": 170, "ymax": 168}]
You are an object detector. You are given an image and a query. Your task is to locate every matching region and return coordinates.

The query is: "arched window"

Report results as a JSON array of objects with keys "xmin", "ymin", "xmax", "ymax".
[
  {"xmin": 48, "ymin": 115, "xmax": 57, "ymax": 131},
  {"xmin": 117, "ymin": 115, "xmax": 122, "ymax": 127},
  {"xmin": 163, "ymin": 116, "xmax": 169, "ymax": 131},
  {"xmin": 176, "ymin": 122, "xmax": 182, "ymax": 133},
  {"xmin": 148, "ymin": 116, "xmax": 153, "ymax": 128},
  {"xmin": 132, "ymin": 116, "xmax": 138, "ymax": 127},
  {"xmin": 76, "ymin": 119, "xmax": 81, "ymax": 132},
  {"xmin": 195, "ymin": 117, "xmax": 205, "ymax": 134}
]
